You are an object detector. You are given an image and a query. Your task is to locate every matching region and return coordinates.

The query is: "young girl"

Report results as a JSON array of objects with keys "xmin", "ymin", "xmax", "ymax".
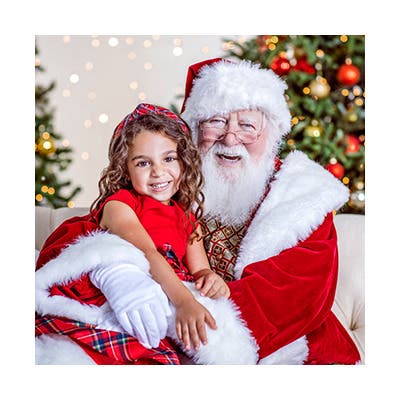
[
  {"xmin": 36, "ymin": 103, "xmax": 258, "ymax": 365},
  {"xmin": 89, "ymin": 103, "xmax": 229, "ymax": 351}
]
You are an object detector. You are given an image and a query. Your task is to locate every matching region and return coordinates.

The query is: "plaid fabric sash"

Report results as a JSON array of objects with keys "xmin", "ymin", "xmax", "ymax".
[{"xmin": 35, "ymin": 314, "xmax": 180, "ymax": 365}]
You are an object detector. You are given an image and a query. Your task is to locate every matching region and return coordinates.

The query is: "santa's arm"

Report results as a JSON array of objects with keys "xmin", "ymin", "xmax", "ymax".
[{"xmin": 227, "ymin": 213, "xmax": 338, "ymax": 359}]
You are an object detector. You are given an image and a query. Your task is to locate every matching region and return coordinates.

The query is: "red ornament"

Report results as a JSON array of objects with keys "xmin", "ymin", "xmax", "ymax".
[
  {"xmin": 325, "ymin": 162, "xmax": 345, "ymax": 179},
  {"xmin": 336, "ymin": 64, "xmax": 361, "ymax": 86},
  {"xmin": 256, "ymin": 35, "xmax": 269, "ymax": 53},
  {"xmin": 345, "ymin": 134, "xmax": 361, "ymax": 154},
  {"xmin": 270, "ymin": 56, "xmax": 291, "ymax": 75},
  {"xmin": 293, "ymin": 57, "xmax": 315, "ymax": 74}
]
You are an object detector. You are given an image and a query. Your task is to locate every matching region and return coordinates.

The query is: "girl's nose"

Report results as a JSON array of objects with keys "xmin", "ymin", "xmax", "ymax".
[{"xmin": 151, "ymin": 163, "xmax": 164, "ymax": 176}]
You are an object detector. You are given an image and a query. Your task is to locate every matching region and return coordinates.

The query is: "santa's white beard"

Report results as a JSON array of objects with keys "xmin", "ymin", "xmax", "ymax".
[{"xmin": 201, "ymin": 143, "xmax": 275, "ymax": 226}]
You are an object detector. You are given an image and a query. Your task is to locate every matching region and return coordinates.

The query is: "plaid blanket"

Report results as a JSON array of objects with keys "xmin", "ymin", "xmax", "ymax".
[{"xmin": 35, "ymin": 314, "xmax": 180, "ymax": 365}]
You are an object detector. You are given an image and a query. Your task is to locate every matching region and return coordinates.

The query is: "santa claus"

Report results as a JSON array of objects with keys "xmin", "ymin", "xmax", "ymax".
[{"xmin": 35, "ymin": 58, "xmax": 360, "ymax": 365}]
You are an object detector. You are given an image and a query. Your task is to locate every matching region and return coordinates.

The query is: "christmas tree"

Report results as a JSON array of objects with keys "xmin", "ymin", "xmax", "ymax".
[
  {"xmin": 35, "ymin": 46, "xmax": 81, "ymax": 208},
  {"xmin": 223, "ymin": 35, "xmax": 365, "ymax": 214}
]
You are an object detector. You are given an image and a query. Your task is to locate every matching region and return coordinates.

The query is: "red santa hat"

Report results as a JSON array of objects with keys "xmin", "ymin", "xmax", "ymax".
[{"xmin": 181, "ymin": 58, "xmax": 292, "ymax": 145}]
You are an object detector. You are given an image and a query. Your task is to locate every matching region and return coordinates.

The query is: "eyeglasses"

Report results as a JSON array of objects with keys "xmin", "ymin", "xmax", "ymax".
[{"xmin": 199, "ymin": 112, "xmax": 264, "ymax": 144}]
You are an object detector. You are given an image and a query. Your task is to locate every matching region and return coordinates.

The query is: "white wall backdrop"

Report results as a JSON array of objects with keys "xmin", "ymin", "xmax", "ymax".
[{"xmin": 36, "ymin": 35, "xmax": 250, "ymax": 207}]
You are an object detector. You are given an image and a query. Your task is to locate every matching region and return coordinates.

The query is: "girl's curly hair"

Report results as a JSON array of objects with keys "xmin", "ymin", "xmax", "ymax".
[{"xmin": 90, "ymin": 113, "xmax": 204, "ymax": 241}]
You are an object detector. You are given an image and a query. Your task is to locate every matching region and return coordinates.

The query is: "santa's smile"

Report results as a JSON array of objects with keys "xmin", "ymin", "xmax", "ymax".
[{"xmin": 216, "ymin": 153, "xmax": 242, "ymax": 165}]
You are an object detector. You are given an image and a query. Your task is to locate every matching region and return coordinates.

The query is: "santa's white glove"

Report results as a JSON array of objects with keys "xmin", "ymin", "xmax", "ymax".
[{"xmin": 90, "ymin": 263, "xmax": 171, "ymax": 349}]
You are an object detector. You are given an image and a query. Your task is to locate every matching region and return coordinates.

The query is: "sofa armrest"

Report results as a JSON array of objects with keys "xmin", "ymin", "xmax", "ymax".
[
  {"xmin": 35, "ymin": 206, "xmax": 89, "ymax": 251},
  {"xmin": 333, "ymin": 213, "xmax": 365, "ymax": 363}
]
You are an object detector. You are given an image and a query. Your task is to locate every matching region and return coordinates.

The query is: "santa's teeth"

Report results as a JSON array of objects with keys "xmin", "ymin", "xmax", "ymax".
[{"xmin": 218, "ymin": 154, "xmax": 241, "ymax": 160}]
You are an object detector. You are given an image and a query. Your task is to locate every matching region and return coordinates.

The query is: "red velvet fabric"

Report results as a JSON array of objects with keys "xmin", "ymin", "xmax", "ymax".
[
  {"xmin": 36, "ymin": 214, "xmax": 106, "ymax": 306},
  {"xmin": 228, "ymin": 213, "xmax": 360, "ymax": 364}
]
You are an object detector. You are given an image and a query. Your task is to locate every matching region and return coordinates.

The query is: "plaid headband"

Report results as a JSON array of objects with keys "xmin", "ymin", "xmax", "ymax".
[{"xmin": 112, "ymin": 103, "xmax": 189, "ymax": 142}]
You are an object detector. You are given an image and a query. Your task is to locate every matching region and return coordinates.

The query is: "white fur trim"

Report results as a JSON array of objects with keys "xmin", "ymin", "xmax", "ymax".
[
  {"xmin": 181, "ymin": 59, "xmax": 291, "ymax": 144},
  {"xmin": 167, "ymin": 282, "xmax": 259, "ymax": 364},
  {"xmin": 234, "ymin": 151, "xmax": 349, "ymax": 279},
  {"xmin": 258, "ymin": 336, "xmax": 309, "ymax": 365},
  {"xmin": 35, "ymin": 334, "xmax": 96, "ymax": 365},
  {"xmin": 35, "ymin": 230, "xmax": 150, "ymax": 324}
]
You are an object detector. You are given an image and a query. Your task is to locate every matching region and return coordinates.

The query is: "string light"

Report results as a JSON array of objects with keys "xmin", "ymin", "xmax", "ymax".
[
  {"xmin": 91, "ymin": 38, "xmax": 100, "ymax": 47},
  {"xmin": 81, "ymin": 152, "xmax": 90, "ymax": 160},
  {"xmin": 222, "ymin": 41, "xmax": 234, "ymax": 50},
  {"xmin": 143, "ymin": 40, "xmax": 152, "ymax": 48},
  {"xmin": 108, "ymin": 37, "xmax": 119, "ymax": 47},
  {"xmin": 129, "ymin": 81, "xmax": 138, "ymax": 90},
  {"xmin": 144, "ymin": 62, "xmax": 152, "ymax": 70},
  {"xmin": 128, "ymin": 51, "xmax": 136, "ymax": 60},
  {"xmin": 85, "ymin": 62, "xmax": 94, "ymax": 71},
  {"xmin": 98, "ymin": 113, "xmax": 109, "ymax": 123},
  {"xmin": 62, "ymin": 89, "xmax": 71, "ymax": 97},
  {"xmin": 173, "ymin": 47, "xmax": 183, "ymax": 56},
  {"xmin": 69, "ymin": 74, "xmax": 79, "ymax": 84}
]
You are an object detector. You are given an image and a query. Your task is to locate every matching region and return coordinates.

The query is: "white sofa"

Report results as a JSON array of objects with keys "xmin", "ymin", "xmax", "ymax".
[{"xmin": 35, "ymin": 206, "xmax": 365, "ymax": 363}]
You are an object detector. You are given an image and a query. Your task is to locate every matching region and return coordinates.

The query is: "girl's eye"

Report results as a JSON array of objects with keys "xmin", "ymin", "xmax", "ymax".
[
  {"xmin": 136, "ymin": 160, "xmax": 150, "ymax": 167},
  {"xmin": 165, "ymin": 156, "xmax": 177, "ymax": 163}
]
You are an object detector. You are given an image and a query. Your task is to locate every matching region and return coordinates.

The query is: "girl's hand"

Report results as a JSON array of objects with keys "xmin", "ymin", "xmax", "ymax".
[
  {"xmin": 175, "ymin": 298, "xmax": 217, "ymax": 351},
  {"xmin": 193, "ymin": 269, "xmax": 231, "ymax": 299}
]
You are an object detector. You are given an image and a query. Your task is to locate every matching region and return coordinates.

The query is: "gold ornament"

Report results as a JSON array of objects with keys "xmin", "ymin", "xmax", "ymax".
[
  {"xmin": 37, "ymin": 136, "xmax": 55, "ymax": 155},
  {"xmin": 309, "ymin": 76, "xmax": 331, "ymax": 98},
  {"xmin": 345, "ymin": 110, "xmax": 358, "ymax": 123},
  {"xmin": 304, "ymin": 125, "xmax": 323, "ymax": 138}
]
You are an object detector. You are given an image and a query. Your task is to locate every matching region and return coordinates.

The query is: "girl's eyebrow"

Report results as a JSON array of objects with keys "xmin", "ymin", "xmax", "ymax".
[
  {"xmin": 164, "ymin": 149, "xmax": 177, "ymax": 155},
  {"xmin": 131, "ymin": 150, "xmax": 177, "ymax": 161}
]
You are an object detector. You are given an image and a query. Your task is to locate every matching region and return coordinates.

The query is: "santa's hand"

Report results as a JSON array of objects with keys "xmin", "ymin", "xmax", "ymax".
[{"xmin": 90, "ymin": 263, "xmax": 171, "ymax": 348}]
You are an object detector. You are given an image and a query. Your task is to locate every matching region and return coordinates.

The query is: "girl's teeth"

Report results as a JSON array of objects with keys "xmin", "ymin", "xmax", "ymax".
[{"xmin": 152, "ymin": 182, "xmax": 168, "ymax": 189}]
